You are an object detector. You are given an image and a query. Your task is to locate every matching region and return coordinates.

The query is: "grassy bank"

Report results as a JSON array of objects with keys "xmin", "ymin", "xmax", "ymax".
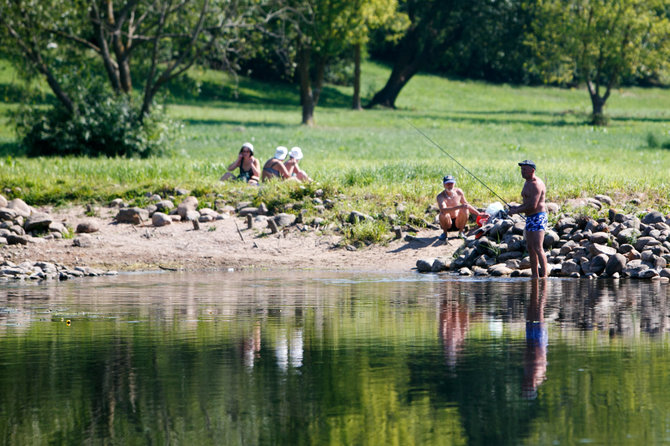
[{"xmin": 1, "ymin": 60, "xmax": 669, "ymax": 219}]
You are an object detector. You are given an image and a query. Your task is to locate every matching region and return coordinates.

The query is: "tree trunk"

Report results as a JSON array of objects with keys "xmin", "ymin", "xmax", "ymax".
[
  {"xmin": 297, "ymin": 45, "xmax": 315, "ymax": 126},
  {"xmin": 588, "ymin": 83, "xmax": 609, "ymax": 126},
  {"xmin": 365, "ymin": 29, "xmax": 422, "ymax": 108},
  {"xmin": 352, "ymin": 43, "xmax": 362, "ymax": 110}
]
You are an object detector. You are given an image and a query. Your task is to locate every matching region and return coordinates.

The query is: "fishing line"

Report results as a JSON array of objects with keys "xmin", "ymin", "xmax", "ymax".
[{"xmin": 404, "ymin": 118, "xmax": 512, "ymax": 208}]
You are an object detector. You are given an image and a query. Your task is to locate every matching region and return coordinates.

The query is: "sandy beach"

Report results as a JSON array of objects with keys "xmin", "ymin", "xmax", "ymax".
[{"xmin": 2, "ymin": 205, "xmax": 460, "ymax": 273}]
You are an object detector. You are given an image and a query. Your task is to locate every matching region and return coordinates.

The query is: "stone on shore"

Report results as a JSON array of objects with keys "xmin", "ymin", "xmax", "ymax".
[
  {"xmin": 7, "ymin": 198, "xmax": 32, "ymax": 217},
  {"xmin": 416, "ymin": 259, "xmax": 434, "ymax": 272},
  {"xmin": 115, "ymin": 207, "xmax": 149, "ymax": 224},
  {"xmin": 177, "ymin": 196, "xmax": 199, "ymax": 219},
  {"xmin": 73, "ymin": 234, "xmax": 93, "ymax": 247},
  {"xmin": 152, "ymin": 212, "xmax": 172, "ymax": 227},
  {"xmin": 76, "ymin": 220, "xmax": 100, "ymax": 233},
  {"xmin": 24, "ymin": 213, "xmax": 52, "ymax": 232}
]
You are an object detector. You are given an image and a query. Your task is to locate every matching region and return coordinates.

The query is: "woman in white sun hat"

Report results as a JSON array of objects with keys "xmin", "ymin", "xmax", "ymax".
[
  {"xmin": 261, "ymin": 146, "xmax": 293, "ymax": 181},
  {"xmin": 220, "ymin": 142, "xmax": 260, "ymax": 185},
  {"xmin": 284, "ymin": 147, "xmax": 312, "ymax": 182}
]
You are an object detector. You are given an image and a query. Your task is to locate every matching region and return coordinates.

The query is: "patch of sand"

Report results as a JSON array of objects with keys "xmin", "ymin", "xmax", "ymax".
[{"xmin": 3, "ymin": 206, "xmax": 462, "ymax": 273}]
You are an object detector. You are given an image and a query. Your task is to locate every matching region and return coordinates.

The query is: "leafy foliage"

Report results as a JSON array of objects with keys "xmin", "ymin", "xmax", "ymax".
[
  {"xmin": 15, "ymin": 80, "xmax": 176, "ymax": 157},
  {"xmin": 525, "ymin": 0, "xmax": 670, "ymax": 123}
]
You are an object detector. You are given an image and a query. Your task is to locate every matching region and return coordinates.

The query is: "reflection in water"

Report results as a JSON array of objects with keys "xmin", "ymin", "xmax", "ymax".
[
  {"xmin": 275, "ymin": 328, "xmax": 304, "ymax": 372},
  {"xmin": 522, "ymin": 279, "xmax": 547, "ymax": 400},
  {"xmin": 1, "ymin": 273, "xmax": 670, "ymax": 445},
  {"xmin": 439, "ymin": 288, "xmax": 469, "ymax": 369}
]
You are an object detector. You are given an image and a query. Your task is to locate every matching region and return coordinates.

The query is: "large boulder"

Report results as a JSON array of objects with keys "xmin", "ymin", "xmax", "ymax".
[
  {"xmin": 561, "ymin": 260, "xmax": 581, "ymax": 276},
  {"xmin": 76, "ymin": 220, "xmax": 100, "ymax": 233},
  {"xmin": 0, "ymin": 208, "xmax": 17, "ymax": 221},
  {"xmin": 543, "ymin": 230, "xmax": 560, "ymax": 249},
  {"xmin": 590, "ymin": 231, "xmax": 611, "ymax": 245},
  {"xmin": 274, "ymin": 213, "xmax": 296, "ymax": 227},
  {"xmin": 152, "ymin": 212, "xmax": 172, "ymax": 227},
  {"xmin": 24, "ymin": 213, "xmax": 52, "ymax": 232},
  {"xmin": 416, "ymin": 259, "xmax": 434, "ymax": 273},
  {"xmin": 616, "ymin": 228, "xmax": 640, "ymax": 245},
  {"xmin": 622, "ymin": 260, "xmax": 649, "ymax": 278},
  {"xmin": 177, "ymin": 196, "xmax": 199, "ymax": 219},
  {"xmin": 635, "ymin": 236, "xmax": 660, "ymax": 252},
  {"xmin": 7, "ymin": 198, "xmax": 31, "ymax": 217},
  {"xmin": 489, "ymin": 264, "xmax": 514, "ymax": 276},
  {"xmin": 589, "ymin": 254, "xmax": 609, "ymax": 275},
  {"xmin": 605, "ymin": 253, "xmax": 627, "ymax": 276},
  {"xmin": 155, "ymin": 200, "xmax": 174, "ymax": 213},
  {"xmin": 431, "ymin": 257, "xmax": 451, "ymax": 272},
  {"xmin": 588, "ymin": 243, "xmax": 616, "ymax": 257},
  {"xmin": 115, "ymin": 207, "xmax": 149, "ymax": 224},
  {"xmin": 0, "ymin": 195, "xmax": 7, "ymax": 208},
  {"xmin": 642, "ymin": 211, "xmax": 665, "ymax": 225},
  {"xmin": 6, "ymin": 234, "xmax": 30, "ymax": 245}
]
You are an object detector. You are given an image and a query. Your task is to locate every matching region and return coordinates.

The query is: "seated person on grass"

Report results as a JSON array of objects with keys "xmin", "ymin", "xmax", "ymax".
[
  {"xmin": 220, "ymin": 142, "xmax": 260, "ymax": 185},
  {"xmin": 284, "ymin": 147, "xmax": 312, "ymax": 182},
  {"xmin": 261, "ymin": 146, "xmax": 294, "ymax": 182},
  {"xmin": 436, "ymin": 175, "xmax": 485, "ymax": 240}
]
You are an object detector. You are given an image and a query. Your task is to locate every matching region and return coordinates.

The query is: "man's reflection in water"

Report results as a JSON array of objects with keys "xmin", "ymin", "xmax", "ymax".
[
  {"xmin": 522, "ymin": 279, "xmax": 548, "ymax": 400},
  {"xmin": 242, "ymin": 322, "xmax": 262, "ymax": 369},
  {"xmin": 439, "ymin": 289, "xmax": 470, "ymax": 369}
]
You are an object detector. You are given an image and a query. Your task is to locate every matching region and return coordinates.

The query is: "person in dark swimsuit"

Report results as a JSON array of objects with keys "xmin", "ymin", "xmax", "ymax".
[
  {"xmin": 261, "ymin": 146, "xmax": 293, "ymax": 181},
  {"xmin": 221, "ymin": 142, "xmax": 260, "ymax": 185}
]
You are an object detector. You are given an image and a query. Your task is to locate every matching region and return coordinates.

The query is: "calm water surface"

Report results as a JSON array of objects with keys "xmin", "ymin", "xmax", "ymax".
[{"xmin": 1, "ymin": 271, "xmax": 670, "ymax": 445}]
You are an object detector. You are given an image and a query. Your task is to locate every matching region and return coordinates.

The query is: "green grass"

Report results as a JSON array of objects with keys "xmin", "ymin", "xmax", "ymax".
[{"xmin": 1, "ymin": 59, "xmax": 669, "ymax": 218}]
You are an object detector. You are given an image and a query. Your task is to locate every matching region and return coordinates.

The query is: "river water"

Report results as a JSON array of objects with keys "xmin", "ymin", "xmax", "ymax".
[{"xmin": 1, "ymin": 271, "xmax": 669, "ymax": 445}]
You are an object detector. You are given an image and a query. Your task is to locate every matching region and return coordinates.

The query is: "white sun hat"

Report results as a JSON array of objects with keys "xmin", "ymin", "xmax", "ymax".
[
  {"xmin": 289, "ymin": 147, "xmax": 303, "ymax": 160},
  {"xmin": 241, "ymin": 142, "xmax": 254, "ymax": 153},
  {"xmin": 274, "ymin": 146, "xmax": 288, "ymax": 160}
]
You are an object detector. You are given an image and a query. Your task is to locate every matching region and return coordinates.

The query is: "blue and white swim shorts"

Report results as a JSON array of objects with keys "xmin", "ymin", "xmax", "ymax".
[{"xmin": 525, "ymin": 212, "xmax": 548, "ymax": 232}]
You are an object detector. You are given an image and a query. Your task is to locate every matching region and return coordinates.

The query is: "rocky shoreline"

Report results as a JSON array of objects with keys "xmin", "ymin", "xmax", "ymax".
[
  {"xmin": 3, "ymin": 190, "xmax": 670, "ymax": 281},
  {"xmin": 417, "ymin": 195, "xmax": 670, "ymax": 281},
  {"xmin": 1, "ymin": 260, "xmax": 117, "ymax": 282}
]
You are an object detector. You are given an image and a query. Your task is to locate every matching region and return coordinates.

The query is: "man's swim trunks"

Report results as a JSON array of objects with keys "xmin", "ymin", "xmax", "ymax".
[{"xmin": 525, "ymin": 212, "xmax": 547, "ymax": 232}]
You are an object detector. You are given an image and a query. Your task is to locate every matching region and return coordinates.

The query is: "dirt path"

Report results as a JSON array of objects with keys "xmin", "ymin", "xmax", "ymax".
[{"xmin": 3, "ymin": 206, "xmax": 462, "ymax": 273}]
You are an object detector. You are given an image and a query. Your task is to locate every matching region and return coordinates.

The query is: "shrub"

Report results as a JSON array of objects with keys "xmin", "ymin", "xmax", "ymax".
[
  {"xmin": 15, "ymin": 81, "xmax": 175, "ymax": 158},
  {"xmin": 341, "ymin": 219, "xmax": 391, "ymax": 246}
]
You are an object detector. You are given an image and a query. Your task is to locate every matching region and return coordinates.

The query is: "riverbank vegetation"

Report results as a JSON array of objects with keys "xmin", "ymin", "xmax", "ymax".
[{"xmin": 2, "ymin": 57, "xmax": 669, "ymax": 205}]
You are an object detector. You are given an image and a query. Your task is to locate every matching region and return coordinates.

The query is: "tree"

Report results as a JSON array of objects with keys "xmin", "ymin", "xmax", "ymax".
[
  {"xmin": 525, "ymin": 0, "xmax": 670, "ymax": 125},
  {"xmin": 0, "ymin": 0, "xmax": 277, "ymax": 154},
  {"xmin": 344, "ymin": 0, "xmax": 408, "ymax": 110},
  {"xmin": 290, "ymin": 0, "xmax": 352, "ymax": 126},
  {"xmin": 365, "ymin": 0, "xmax": 474, "ymax": 109}
]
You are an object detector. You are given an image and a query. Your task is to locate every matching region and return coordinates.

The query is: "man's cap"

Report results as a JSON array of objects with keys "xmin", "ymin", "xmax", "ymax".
[
  {"xmin": 241, "ymin": 142, "xmax": 254, "ymax": 153},
  {"xmin": 518, "ymin": 159, "xmax": 536, "ymax": 170},
  {"xmin": 442, "ymin": 175, "xmax": 455, "ymax": 184},
  {"xmin": 274, "ymin": 146, "xmax": 288, "ymax": 160}
]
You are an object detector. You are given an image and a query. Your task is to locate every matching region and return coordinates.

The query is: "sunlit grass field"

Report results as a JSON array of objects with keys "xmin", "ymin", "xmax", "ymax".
[{"xmin": 0, "ymin": 60, "xmax": 669, "ymax": 214}]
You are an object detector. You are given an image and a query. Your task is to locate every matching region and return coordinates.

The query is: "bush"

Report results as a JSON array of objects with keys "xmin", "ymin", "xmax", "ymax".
[{"xmin": 15, "ymin": 81, "xmax": 175, "ymax": 158}]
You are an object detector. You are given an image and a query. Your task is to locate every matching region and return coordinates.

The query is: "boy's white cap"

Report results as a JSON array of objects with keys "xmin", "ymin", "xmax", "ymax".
[
  {"xmin": 274, "ymin": 146, "xmax": 288, "ymax": 160},
  {"xmin": 289, "ymin": 147, "xmax": 303, "ymax": 160}
]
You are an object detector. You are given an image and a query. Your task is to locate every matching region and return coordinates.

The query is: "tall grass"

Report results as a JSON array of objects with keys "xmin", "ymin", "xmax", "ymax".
[{"xmin": 0, "ymin": 59, "xmax": 669, "ymax": 212}]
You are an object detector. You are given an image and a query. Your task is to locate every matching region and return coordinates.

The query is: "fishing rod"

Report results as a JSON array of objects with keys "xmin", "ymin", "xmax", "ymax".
[{"xmin": 404, "ymin": 118, "xmax": 513, "ymax": 209}]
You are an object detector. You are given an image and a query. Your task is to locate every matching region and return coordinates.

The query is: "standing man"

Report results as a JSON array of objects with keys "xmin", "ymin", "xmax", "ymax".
[
  {"xmin": 436, "ymin": 175, "xmax": 484, "ymax": 240},
  {"xmin": 509, "ymin": 160, "xmax": 548, "ymax": 278}
]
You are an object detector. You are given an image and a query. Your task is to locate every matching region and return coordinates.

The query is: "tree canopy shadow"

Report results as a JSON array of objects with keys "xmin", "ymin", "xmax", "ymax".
[
  {"xmin": 180, "ymin": 118, "xmax": 293, "ymax": 128},
  {"xmin": 0, "ymin": 141, "xmax": 25, "ymax": 157},
  {"xmin": 165, "ymin": 77, "xmax": 352, "ymax": 109}
]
